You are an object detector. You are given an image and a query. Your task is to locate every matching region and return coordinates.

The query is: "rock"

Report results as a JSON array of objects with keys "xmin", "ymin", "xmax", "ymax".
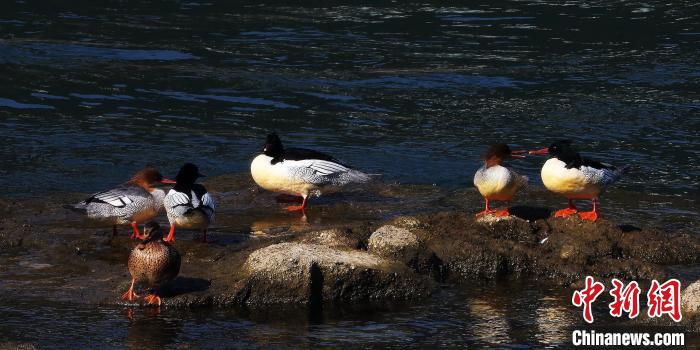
[
  {"xmin": 300, "ymin": 228, "xmax": 360, "ymax": 249},
  {"xmin": 239, "ymin": 242, "xmax": 433, "ymax": 306},
  {"xmin": 367, "ymin": 225, "xmax": 442, "ymax": 277},
  {"xmin": 682, "ymin": 280, "xmax": 700, "ymax": 317}
]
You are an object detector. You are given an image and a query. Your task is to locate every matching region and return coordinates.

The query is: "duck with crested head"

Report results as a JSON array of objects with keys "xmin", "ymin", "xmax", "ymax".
[
  {"xmin": 122, "ymin": 221, "xmax": 181, "ymax": 306},
  {"xmin": 473, "ymin": 143, "xmax": 528, "ymax": 217},
  {"xmin": 65, "ymin": 167, "xmax": 175, "ymax": 239},
  {"xmin": 529, "ymin": 140, "xmax": 628, "ymax": 222},
  {"xmin": 163, "ymin": 163, "xmax": 215, "ymax": 242},
  {"xmin": 250, "ymin": 133, "xmax": 371, "ymax": 213}
]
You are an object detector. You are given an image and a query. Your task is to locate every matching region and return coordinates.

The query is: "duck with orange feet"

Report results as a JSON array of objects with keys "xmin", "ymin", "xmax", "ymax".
[
  {"xmin": 163, "ymin": 163, "xmax": 215, "ymax": 242},
  {"xmin": 529, "ymin": 140, "xmax": 628, "ymax": 222},
  {"xmin": 250, "ymin": 133, "xmax": 371, "ymax": 214},
  {"xmin": 122, "ymin": 222, "xmax": 181, "ymax": 306},
  {"xmin": 473, "ymin": 143, "xmax": 528, "ymax": 217},
  {"xmin": 65, "ymin": 167, "xmax": 175, "ymax": 239}
]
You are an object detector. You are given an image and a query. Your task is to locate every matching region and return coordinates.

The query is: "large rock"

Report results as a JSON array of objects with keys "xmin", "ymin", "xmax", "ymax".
[
  {"xmin": 682, "ymin": 280, "xmax": 700, "ymax": 317},
  {"xmin": 367, "ymin": 225, "xmax": 441, "ymax": 277},
  {"xmin": 239, "ymin": 243, "xmax": 434, "ymax": 306}
]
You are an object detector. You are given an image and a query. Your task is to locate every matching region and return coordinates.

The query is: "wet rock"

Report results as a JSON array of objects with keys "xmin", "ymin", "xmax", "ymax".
[
  {"xmin": 239, "ymin": 242, "xmax": 433, "ymax": 306},
  {"xmin": 299, "ymin": 228, "xmax": 360, "ymax": 249},
  {"xmin": 682, "ymin": 280, "xmax": 700, "ymax": 317},
  {"xmin": 366, "ymin": 225, "xmax": 441, "ymax": 277}
]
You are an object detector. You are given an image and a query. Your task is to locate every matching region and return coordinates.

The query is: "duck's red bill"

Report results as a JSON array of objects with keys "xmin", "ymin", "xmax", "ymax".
[
  {"xmin": 529, "ymin": 147, "xmax": 549, "ymax": 155},
  {"xmin": 161, "ymin": 178, "xmax": 177, "ymax": 184}
]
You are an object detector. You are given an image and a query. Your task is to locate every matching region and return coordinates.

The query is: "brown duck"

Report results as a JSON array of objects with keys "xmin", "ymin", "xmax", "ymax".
[{"xmin": 122, "ymin": 221, "xmax": 181, "ymax": 305}]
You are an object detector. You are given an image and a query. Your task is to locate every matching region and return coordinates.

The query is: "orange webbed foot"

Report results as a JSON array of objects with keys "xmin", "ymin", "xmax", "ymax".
[
  {"xmin": 121, "ymin": 289, "xmax": 139, "ymax": 301},
  {"xmin": 578, "ymin": 211, "xmax": 598, "ymax": 222},
  {"xmin": 163, "ymin": 236, "xmax": 175, "ymax": 243},
  {"xmin": 285, "ymin": 205, "xmax": 306, "ymax": 212},
  {"xmin": 144, "ymin": 294, "xmax": 162, "ymax": 306},
  {"xmin": 554, "ymin": 207, "xmax": 578, "ymax": 217},
  {"xmin": 494, "ymin": 209, "xmax": 510, "ymax": 217},
  {"xmin": 475, "ymin": 209, "xmax": 497, "ymax": 217}
]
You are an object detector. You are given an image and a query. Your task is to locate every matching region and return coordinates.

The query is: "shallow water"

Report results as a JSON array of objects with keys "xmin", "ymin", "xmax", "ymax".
[{"xmin": 1, "ymin": 1, "xmax": 699, "ymax": 348}]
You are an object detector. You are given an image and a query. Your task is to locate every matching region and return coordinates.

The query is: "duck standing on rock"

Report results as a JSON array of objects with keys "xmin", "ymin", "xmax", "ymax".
[
  {"xmin": 163, "ymin": 163, "xmax": 215, "ymax": 242},
  {"xmin": 529, "ymin": 140, "xmax": 628, "ymax": 222},
  {"xmin": 65, "ymin": 167, "xmax": 175, "ymax": 239},
  {"xmin": 122, "ymin": 221, "xmax": 181, "ymax": 306},
  {"xmin": 250, "ymin": 133, "xmax": 371, "ymax": 213},
  {"xmin": 473, "ymin": 143, "xmax": 528, "ymax": 217}
]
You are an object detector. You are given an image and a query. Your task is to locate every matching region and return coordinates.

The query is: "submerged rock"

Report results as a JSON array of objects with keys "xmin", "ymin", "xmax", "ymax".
[{"xmin": 239, "ymin": 242, "xmax": 433, "ymax": 306}]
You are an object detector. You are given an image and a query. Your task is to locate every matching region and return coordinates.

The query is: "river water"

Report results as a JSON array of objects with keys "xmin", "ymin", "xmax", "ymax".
[{"xmin": 0, "ymin": 1, "xmax": 698, "ymax": 348}]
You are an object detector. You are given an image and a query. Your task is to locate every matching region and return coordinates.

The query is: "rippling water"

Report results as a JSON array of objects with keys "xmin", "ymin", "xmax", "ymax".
[{"xmin": 1, "ymin": 1, "xmax": 699, "ymax": 348}]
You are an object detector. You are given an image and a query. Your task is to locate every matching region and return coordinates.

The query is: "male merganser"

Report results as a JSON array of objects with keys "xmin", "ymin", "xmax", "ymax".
[
  {"xmin": 473, "ymin": 143, "xmax": 528, "ymax": 217},
  {"xmin": 65, "ymin": 167, "xmax": 175, "ymax": 238},
  {"xmin": 122, "ymin": 222, "xmax": 181, "ymax": 306},
  {"xmin": 529, "ymin": 140, "xmax": 628, "ymax": 222},
  {"xmin": 250, "ymin": 133, "xmax": 371, "ymax": 212},
  {"xmin": 163, "ymin": 163, "xmax": 215, "ymax": 242}
]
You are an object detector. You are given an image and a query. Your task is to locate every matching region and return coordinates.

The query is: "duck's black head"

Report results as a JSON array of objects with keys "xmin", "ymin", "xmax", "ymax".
[
  {"xmin": 263, "ymin": 132, "xmax": 284, "ymax": 158},
  {"xmin": 175, "ymin": 163, "xmax": 205, "ymax": 186},
  {"xmin": 142, "ymin": 221, "xmax": 162, "ymax": 242},
  {"xmin": 547, "ymin": 140, "xmax": 579, "ymax": 162}
]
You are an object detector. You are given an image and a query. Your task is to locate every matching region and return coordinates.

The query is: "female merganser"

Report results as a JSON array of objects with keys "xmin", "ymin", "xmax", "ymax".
[
  {"xmin": 122, "ymin": 222, "xmax": 181, "ymax": 306},
  {"xmin": 163, "ymin": 163, "xmax": 215, "ymax": 242},
  {"xmin": 65, "ymin": 167, "xmax": 175, "ymax": 238},
  {"xmin": 529, "ymin": 140, "xmax": 628, "ymax": 222},
  {"xmin": 250, "ymin": 133, "xmax": 371, "ymax": 212},
  {"xmin": 473, "ymin": 143, "xmax": 528, "ymax": 217}
]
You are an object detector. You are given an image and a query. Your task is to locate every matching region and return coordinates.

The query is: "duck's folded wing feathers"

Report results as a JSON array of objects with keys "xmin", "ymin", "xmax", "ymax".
[{"xmin": 85, "ymin": 185, "xmax": 146, "ymax": 208}]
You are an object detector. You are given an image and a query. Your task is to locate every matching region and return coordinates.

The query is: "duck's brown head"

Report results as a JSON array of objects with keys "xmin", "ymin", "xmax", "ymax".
[
  {"xmin": 482, "ymin": 143, "xmax": 526, "ymax": 167},
  {"xmin": 142, "ymin": 221, "xmax": 162, "ymax": 242},
  {"xmin": 129, "ymin": 167, "xmax": 176, "ymax": 191}
]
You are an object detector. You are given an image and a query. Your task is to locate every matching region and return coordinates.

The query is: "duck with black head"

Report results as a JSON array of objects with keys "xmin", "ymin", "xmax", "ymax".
[
  {"xmin": 64, "ymin": 167, "xmax": 175, "ymax": 239},
  {"xmin": 163, "ymin": 163, "xmax": 215, "ymax": 242},
  {"xmin": 529, "ymin": 140, "xmax": 628, "ymax": 222},
  {"xmin": 473, "ymin": 143, "xmax": 528, "ymax": 217},
  {"xmin": 122, "ymin": 221, "xmax": 181, "ymax": 306},
  {"xmin": 250, "ymin": 133, "xmax": 371, "ymax": 213}
]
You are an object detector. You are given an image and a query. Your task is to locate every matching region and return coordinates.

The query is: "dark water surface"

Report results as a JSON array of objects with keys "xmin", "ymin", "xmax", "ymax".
[{"xmin": 1, "ymin": 1, "xmax": 699, "ymax": 348}]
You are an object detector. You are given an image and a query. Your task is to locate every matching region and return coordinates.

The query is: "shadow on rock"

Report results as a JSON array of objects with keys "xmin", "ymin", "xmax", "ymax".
[
  {"xmin": 160, "ymin": 276, "xmax": 211, "ymax": 298},
  {"xmin": 509, "ymin": 205, "xmax": 551, "ymax": 221}
]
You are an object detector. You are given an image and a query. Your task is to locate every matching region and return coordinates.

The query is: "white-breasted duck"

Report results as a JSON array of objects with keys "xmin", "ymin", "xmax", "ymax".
[
  {"xmin": 529, "ymin": 140, "xmax": 628, "ymax": 222},
  {"xmin": 122, "ymin": 221, "xmax": 181, "ymax": 306},
  {"xmin": 163, "ymin": 163, "xmax": 215, "ymax": 242},
  {"xmin": 473, "ymin": 143, "xmax": 528, "ymax": 217},
  {"xmin": 250, "ymin": 133, "xmax": 371, "ymax": 212},
  {"xmin": 65, "ymin": 167, "xmax": 175, "ymax": 239}
]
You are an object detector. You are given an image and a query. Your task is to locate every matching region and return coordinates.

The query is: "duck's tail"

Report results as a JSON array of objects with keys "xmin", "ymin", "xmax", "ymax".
[{"xmin": 63, "ymin": 203, "xmax": 87, "ymax": 214}]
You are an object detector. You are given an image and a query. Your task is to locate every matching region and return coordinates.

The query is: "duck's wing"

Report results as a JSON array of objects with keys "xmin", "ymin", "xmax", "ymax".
[
  {"xmin": 578, "ymin": 157, "xmax": 626, "ymax": 186},
  {"xmin": 284, "ymin": 147, "xmax": 348, "ymax": 166},
  {"xmin": 84, "ymin": 185, "xmax": 148, "ymax": 208},
  {"xmin": 192, "ymin": 184, "xmax": 215, "ymax": 220}
]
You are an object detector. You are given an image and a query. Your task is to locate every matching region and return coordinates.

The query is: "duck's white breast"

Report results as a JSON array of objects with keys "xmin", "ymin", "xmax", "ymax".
[
  {"xmin": 541, "ymin": 158, "xmax": 601, "ymax": 198},
  {"xmin": 250, "ymin": 154, "xmax": 317, "ymax": 196}
]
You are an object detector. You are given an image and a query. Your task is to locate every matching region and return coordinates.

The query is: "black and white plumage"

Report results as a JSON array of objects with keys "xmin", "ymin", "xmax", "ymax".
[
  {"xmin": 163, "ymin": 163, "xmax": 214, "ymax": 242},
  {"xmin": 65, "ymin": 167, "xmax": 173, "ymax": 237},
  {"xmin": 250, "ymin": 133, "xmax": 371, "ymax": 211},
  {"xmin": 531, "ymin": 140, "xmax": 628, "ymax": 221}
]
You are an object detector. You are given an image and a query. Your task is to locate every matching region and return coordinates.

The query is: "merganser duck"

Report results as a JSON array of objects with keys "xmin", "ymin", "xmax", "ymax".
[
  {"xmin": 163, "ymin": 163, "xmax": 215, "ymax": 242},
  {"xmin": 65, "ymin": 167, "xmax": 175, "ymax": 238},
  {"xmin": 250, "ymin": 133, "xmax": 371, "ymax": 212},
  {"xmin": 122, "ymin": 222, "xmax": 181, "ymax": 306},
  {"xmin": 473, "ymin": 143, "xmax": 528, "ymax": 217},
  {"xmin": 529, "ymin": 140, "xmax": 628, "ymax": 222}
]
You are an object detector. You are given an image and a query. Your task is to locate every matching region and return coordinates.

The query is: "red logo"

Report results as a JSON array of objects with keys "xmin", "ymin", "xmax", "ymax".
[
  {"xmin": 572, "ymin": 276, "xmax": 606, "ymax": 323},
  {"xmin": 647, "ymin": 279, "xmax": 682, "ymax": 322},
  {"xmin": 572, "ymin": 277, "xmax": 682, "ymax": 323},
  {"xmin": 608, "ymin": 278, "xmax": 641, "ymax": 319}
]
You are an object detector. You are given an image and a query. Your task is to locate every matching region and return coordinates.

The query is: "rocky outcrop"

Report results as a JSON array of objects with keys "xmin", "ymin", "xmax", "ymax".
[
  {"xmin": 682, "ymin": 280, "xmax": 700, "ymax": 317},
  {"xmin": 238, "ymin": 242, "xmax": 434, "ymax": 306},
  {"xmin": 367, "ymin": 225, "xmax": 441, "ymax": 277}
]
